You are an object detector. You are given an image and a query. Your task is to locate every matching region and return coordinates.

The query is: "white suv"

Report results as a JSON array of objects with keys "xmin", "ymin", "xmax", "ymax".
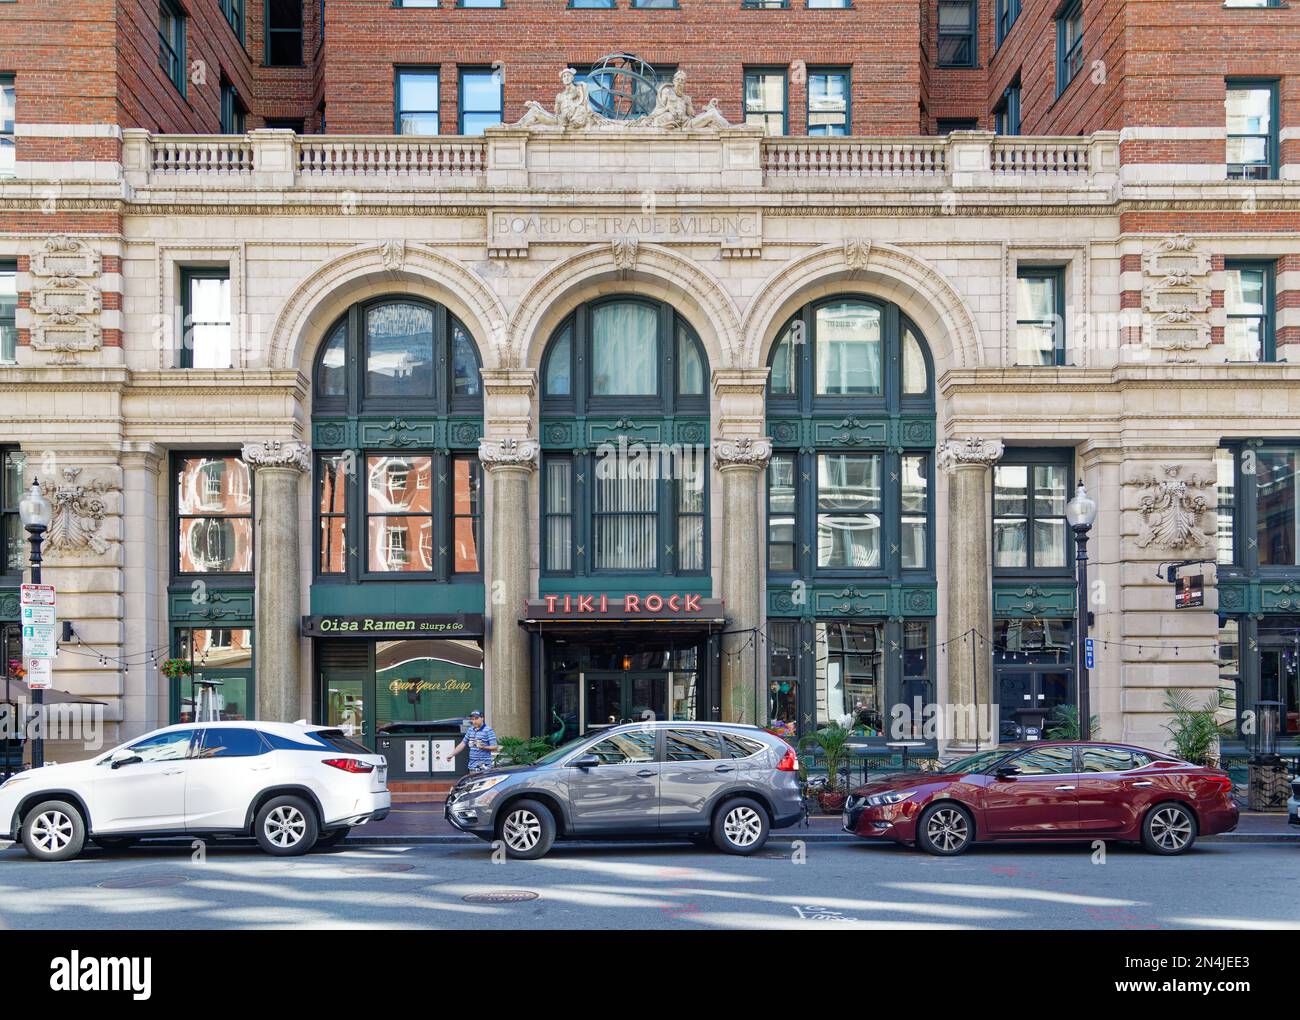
[{"xmin": 0, "ymin": 721, "xmax": 390, "ymax": 861}]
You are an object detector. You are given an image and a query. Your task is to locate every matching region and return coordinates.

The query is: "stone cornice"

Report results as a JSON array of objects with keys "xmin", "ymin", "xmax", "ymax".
[{"xmin": 940, "ymin": 364, "xmax": 1300, "ymax": 397}]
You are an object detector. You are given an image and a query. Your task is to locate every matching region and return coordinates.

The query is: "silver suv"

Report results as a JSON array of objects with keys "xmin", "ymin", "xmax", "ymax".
[{"xmin": 444, "ymin": 721, "xmax": 803, "ymax": 859}]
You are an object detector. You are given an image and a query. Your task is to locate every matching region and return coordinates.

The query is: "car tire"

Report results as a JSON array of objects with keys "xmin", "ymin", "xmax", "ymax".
[
  {"xmin": 712, "ymin": 797, "xmax": 770, "ymax": 855},
  {"xmin": 91, "ymin": 836, "xmax": 136, "ymax": 850},
  {"xmin": 254, "ymin": 795, "xmax": 319, "ymax": 857},
  {"xmin": 497, "ymin": 799, "xmax": 556, "ymax": 860},
  {"xmin": 21, "ymin": 799, "xmax": 86, "ymax": 862},
  {"xmin": 313, "ymin": 826, "xmax": 351, "ymax": 850},
  {"xmin": 916, "ymin": 802, "xmax": 975, "ymax": 856},
  {"xmin": 1141, "ymin": 802, "xmax": 1198, "ymax": 855}
]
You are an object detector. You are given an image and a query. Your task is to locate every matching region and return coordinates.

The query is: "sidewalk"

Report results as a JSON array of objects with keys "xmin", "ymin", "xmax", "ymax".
[{"xmin": 356, "ymin": 803, "xmax": 1300, "ymax": 844}]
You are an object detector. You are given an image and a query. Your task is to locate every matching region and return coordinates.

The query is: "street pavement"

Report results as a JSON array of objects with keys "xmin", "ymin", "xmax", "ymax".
[{"xmin": 0, "ymin": 837, "xmax": 1296, "ymax": 930}]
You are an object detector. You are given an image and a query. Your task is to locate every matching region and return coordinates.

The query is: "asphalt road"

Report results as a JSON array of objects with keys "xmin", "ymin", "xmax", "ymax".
[{"xmin": 0, "ymin": 837, "xmax": 1296, "ymax": 930}]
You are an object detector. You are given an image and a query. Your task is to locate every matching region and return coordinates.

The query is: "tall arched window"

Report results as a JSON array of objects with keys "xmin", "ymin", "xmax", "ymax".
[
  {"xmin": 764, "ymin": 295, "xmax": 936, "ymax": 742},
  {"xmin": 311, "ymin": 296, "xmax": 484, "ymax": 582},
  {"xmin": 539, "ymin": 296, "xmax": 710, "ymax": 578}
]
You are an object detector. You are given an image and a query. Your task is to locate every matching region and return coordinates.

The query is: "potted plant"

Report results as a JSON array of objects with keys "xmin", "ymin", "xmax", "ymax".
[
  {"xmin": 1163, "ymin": 689, "xmax": 1230, "ymax": 767},
  {"xmin": 160, "ymin": 657, "xmax": 192, "ymax": 681},
  {"xmin": 1044, "ymin": 705, "xmax": 1102, "ymax": 741},
  {"xmin": 495, "ymin": 735, "xmax": 551, "ymax": 766},
  {"xmin": 799, "ymin": 722, "xmax": 852, "ymax": 813}
]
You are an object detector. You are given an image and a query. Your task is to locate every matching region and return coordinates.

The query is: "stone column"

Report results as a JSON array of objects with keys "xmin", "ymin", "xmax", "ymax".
[
  {"xmin": 480, "ymin": 436, "xmax": 539, "ymax": 738},
  {"xmin": 714, "ymin": 436, "xmax": 772, "ymax": 726},
  {"xmin": 938, "ymin": 436, "xmax": 1003, "ymax": 749},
  {"xmin": 242, "ymin": 439, "xmax": 310, "ymax": 723}
]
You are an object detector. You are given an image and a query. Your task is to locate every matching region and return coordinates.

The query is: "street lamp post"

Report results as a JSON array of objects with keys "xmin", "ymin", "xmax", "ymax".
[
  {"xmin": 1065, "ymin": 481, "xmax": 1098, "ymax": 741},
  {"xmin": 19, "ymin": 479, "xmax": 52, "ymax": 769}
]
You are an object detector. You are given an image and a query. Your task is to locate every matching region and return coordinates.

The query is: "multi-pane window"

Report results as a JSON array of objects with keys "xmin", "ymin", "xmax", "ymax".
[
  {"xmin": 767, "ymin": 620, "xmax": 800, "ymax": 733},
  {"xmin": 397, "ymin": 68, "xmax": 440, "ymax": 135},
  {"xmin": 174, "ymin": 627, "xmax": 253, "ymax": 723},
  {"xmin": 544, "ymin": 459, "xmax": 573, "ymax": 572},
  {"xmin": 938, "ymin": 0, "xmax": 977, "ymax": 67},
  {"xmin": 220, "ymin": 0, "xmax": 244, "ymax": 38},
  {"xmin": 1226, "ymin": 82, "xmax": 1277, "ymax": 181},
  {"xmin": 996, "ymin": 0, "xmax": 1019, "ymax": 44},
  {"xmin": 0, "ymin": 261, "xmax": 14, "ymax": 363},
  {"xmin": 767, "ymin": 453, "xmax": 797, "ymax": 572},
  {"xmin": 1056, "ymin": 0, "xmax": 1083, "ymax": 96},
  {"xmin": 816, "ymin": 621, "xmax": 883, "ymax": 729},
  {"xmin": 2, "ymin": 448, "xmax": 26, "ymax": 576},
  {"xmin": 816, "ymin": 300, "xmax": 882, "ymax": 394},
  {"xmin": 817, "ymin": 453, "xmax": 882, "ymax": 569},
  {"xmin": 1215, "ymin": 447, "xmax": 1235, "ymax": 565},
  {"xmin": 220, "ymin": 82, "xmax": 246, "ymax": 134},
  {"xmin": 367, "ymin": 455, "xmax": 432, "ymax": 573},
  {"xmin": 1015, "ymin": 266, "xmax": 1065, "ymax": 366},
  {"xmin": 450, "ymin": 455, "xmax": 482, "ymax": 573},
  {"xmin": 593, "ymin": 448, "xmax": 659, "ymax": 571},
  {"xmin": 175, "ymin": 455, "xmax": 253, "ymax": 574},
  {"xmin": 1224, "ymin": 261, "xmax": 1274, "ymax": 362},
  {"xmin": 1256, "ymin": 447, "xmax": 1300, "ymax": 567},
  {"xmin": 807, "ymin": 69, "xmax": 849, "ymax": 136},
  {"xmin": 993, "ymin": 458, "xmax": 1070, "ymax": 571},
  {"xmin": 459, "ymin": 69, "xmax": 502, "ymax": 134},
  {"xmin": 266, "ymin": 0, "xmax": 304, "ymax": 66},
  {"xmin": 317, "ymin": 453, "xmax": 348, "ymax": 575},
  {"xmin": 677, "ymin": 452, "xmax": 705, "ymax": 572},
  {"xmin": 180, "ymin": 268, "xmax": 232, "ymax": 369},
  {"xmin": 995, "ymin": 82, "xmax": 1020, "ymax": 135},
  {"xmin": 901, "ymin": 455, "xmax": 929, "ymax": 569},
  {"xmin": 158, "ymin": 0, "xmax": 186, "ymax": 93},
  {"xmin": 0, "ymin": 75, "xmax": 14, "ymax": 177},
  {"xmin": 744, "ymin": 69, "xmax": 786, "ymax": 135}
]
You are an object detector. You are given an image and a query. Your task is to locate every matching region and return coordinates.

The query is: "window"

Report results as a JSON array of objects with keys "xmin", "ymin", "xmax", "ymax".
[
  {"xmin": 817, "ymin": 454, "xmax": 882, "ymax": 569},
  {"xmin": 808, "ymin": 0, "xmax": 851, "ymax": 7},
  {"xmin": 179, "ymin": 268, "xmax": 232, "ymax": 368},
  {"xmin": 399, "ymin": 0, "xmax": 440, "ymax": 6},
  {"xmin": 1015, "ymin": 266, "xmax": 1065, "ymax": 366},
  {"xmin": 1011, "ymin": 746, "xmax": 1075, "ymax": 774},
  {"xmin": 721, "ymin": 731, "xmax": 766, "ymax": 758},
  {"xmin": 158, "ymin": 0, "xmax": 186, "ymax": 93},
  {"xmin": 115, "ymin": 728, "xmax": 196, "ymax": 763},
  {"xmin": 592, "ymin": 448, "xmax": 659, "ymax": 571},
  {"xmin": 938, "ymin": 0, "xmax": 977, "ymax": 67},
  {"xmin": 744, "ymin": 69, "xmax": 786, "ymax": 135},
  {"xmin": 743, "ymin": 0, "xmax": 789, "ymax": 6},
  {"xmin": 0, "ymin": 74, "xmax": 14, "ymax": 176},
  {"xmin": 768, "ymin": 620, "xmax": 800, "ymax": 733},
  {"xmin": 543, "ymin": 458, "xmax": 573, "ymax": 572},
  {"xmin": 317, "ymin": 453, "xmax": 348, "ymax": 574},
  {"xmin": 459, "ymin": 0, "xmax": 502, "ymax": 5},
  {"xmin": 993, "ymin": 455, "xmax": 1071, "ymax": 572},
  {"xmin": 1224, "ymin": 0, "xmax": 1280, "ymax": 6},
  {"xmin": 264, "ymin": 118, "xmax": 304, "ymax": 132},
  {"xmin": 633, "ymin": 0, "xmax": 678, "ymax": 6},
  {"xmin": 1226, "ymin": 81, "xmax": 1277, "ymax": 180},
  {"xmin": 2, "ymin": 448, "xmax": 26, "ymax": 575},
  {"xmin": 174, "ymin": 627, "xmax": 253, "ymax": 722},
  {"xmin": 175, "ymin": 455, "xmax": 253, "ymax": 574},
  {"xmin": 0, "ymin": 260, "xmax": 14, "ymax": 363},
  {"xmin": 593, "ymin": 301, "xmax": 657, "ymax": 395},
  {"xmin": 220, "ymin": 0, "xmax": 244, "ymax": 39},
  {"xmin": 995, "ymin": 82, "xmax": 1020, "ymax": 135},
  {"xmin": 459, "ymin": 69, "xmax": 502, "ymax": 134},
  {"xmin": 1056, "ymin": 0, "xmax": 1083, "ymax": 96},
  {"xmin": 397, "ymin": 68, "xmax": 439, "ymax": 135},
  {"xmin": 450, "ymin": 455, "xmax": 482, "ymax": 573},
  {"xmin": 1215, "ymin": 447, "xmax": 1235, "ymax": 565},
  {"xmin": 1224, "ymin": 261, "xmax": 1274, "ymax": 361},
  {"xmin": 817, "ymin": 300, "xmax": 882, "ymax": 394},
  {"xmin": 197, "ymin": 727, "xmax": 267, "ymax": 758},
  {"xmin": 569, "ymin": 0, "xmax": 614, "ymax": 6},
  {"xmin": 767, "ymin": 453, "xmax": 797, "ymax": 572},
  {"xmin": 584, "ymin": 730, "xmax": 656, "ymax": 764},
  {"xmin": 666, "ymin": 729, "xmax": 724, "ymax": 761},
  {"xmin": 901, "ymin": 455, "xmax": 929, "ymax": 569},
  {"xmin": 1080, "ymin": 746, "xmax": 1151, "ymax": 772},
  {"xmin": 220, "ymin": 82, "xmax": 246, "ymax": 134},
  {"xmin": 817, "ymin": 621, "xmax": 884, "ymax": 729},
  {"xmin": 807, "ymin": 69, "xmax": 849, "ymax": 136},
  {"xmin": 1257, "ymin": 447, "xmax": 1300, "ymax": 567},
  {"xmin": 266, "ymin": 0, "xmax": 303, "ymax": 66},
  {"xmin": 367, "ymin": 455, "xmax": 432, "ymax": 573},
  {"xmin": 936, "ymin": 118, "xmax": 978, "ymax": 134},
  {"xmin": 996, "ymin": 0, "xmax": 1019, "ymax": 44}
]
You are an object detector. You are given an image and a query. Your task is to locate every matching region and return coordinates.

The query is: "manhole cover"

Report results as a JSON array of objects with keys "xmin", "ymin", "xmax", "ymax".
[
  {"xmin": 462, "ymin": 890, "xmax": 539, "ymax": 904},
  {"xmin": 343, "ymin": 861, "xmax": 416, "ymax": 874},
  {"xmin": 98, "ymin": 874, "xmax": 188, "ymax": 889}
]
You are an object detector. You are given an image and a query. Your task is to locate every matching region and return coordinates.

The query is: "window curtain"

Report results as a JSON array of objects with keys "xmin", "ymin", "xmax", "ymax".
[
  {"xmin": 593, "ymin": 450, "xmax": 658, "ymax": 569},
  {"xmin": 592, "ymin": 302, "xmax": 658, "ymax": 395}
]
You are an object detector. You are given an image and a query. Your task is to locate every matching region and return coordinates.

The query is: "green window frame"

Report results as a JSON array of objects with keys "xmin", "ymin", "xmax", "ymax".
[
  {"xmin": 158, "ymin": 0, "xmax": 186, "ymax": 95},
  {"xmin": 1056, "ymin": 0, "xmax": 1083, "ymax": 97},
  {"xmin": 1224, "ymin": 260, "xmax": 1275, "ymax": 362},
  {"xmin": 0, "ymin": 259, "xmax": 15, "ymax": 364},
  {"xmin": 220, "ymin": 82, "xmax": 246, "ymax": 134},
  {"xmin": 0, "ymin": 74, "xmax": 12, "ymax": 177},
  {"xmin": 1226, "ymin": 80, "xmax": 1278, "ymax": 181},
  {"xmin": 171, "ymin": 625, "xmax": 255, "ymax": 724},
  {"xmin": 1015, "ymin": 265, "xmax": 1066, "ymax": 366},
  {"xmin": 744, "ymin": 68, "xmax": 787, "ymax": 136},
  {"xmin": 220, "ymin": 0, "xmax": 245, "ymax": 40},
  {"xmin": 458, "ymin": 0, "xmax": 502, "ymax": 6},
  {"xmin": 807, "ymin": 0, "xmax": 851, "ymax": 7},
  {"xmin": 807, "ymin": 68, "xmax": 850, "ymax": 137},
  {"xmin": 398, "ymin": 0, "xmax": 440, "ymax": 5},
  {"xmin": 179, "ymin": 266, "xmax": 232, "ymax": 369},
  {"xmin": 632, "ymin": 0, "xmax": 678, "ymax": 6},
  {"xmin": 172, "ymin": 452, "xmax": 254, "ymax": 579},
  {"xmin": 396, "ymin": 67, "xmax": 440, "ymax": 135},
  {"xmin": 938, "ymin": 0, "xmax": 978, "ymax": 68},
  {"xmin": 265, "ymin": 0, "xmax": 304, "ymax": 66},
  {"xmin": 568, "ymin": 0, "xmax": 615, "ymax": 7},
  {"xmin": 1, "ymin": 446, "xmax": 26, "ymax": 579},
  {"xmin": 742, "ymin": 0, "xmax": 789, "ymax": 7},
  {"xmin": 995, "ymin": 81, "xmax": 1020, "ymax": 135},
  {"xmin": 992, "ymin": 450, "xmax": 1073, "ymax": 575},
  {"xmin": 458, "ymin": 68, "xmax": 503, "ymax": 134},
  {"xmin": 996, "ymin": 0, "xmax": 1019, "ymax": 45}
]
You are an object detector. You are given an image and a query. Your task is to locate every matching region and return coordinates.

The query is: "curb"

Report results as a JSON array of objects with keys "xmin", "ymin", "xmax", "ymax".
[{"xmin": 338, "ymin": 831, "xmax": 1300, "ymax": 847}]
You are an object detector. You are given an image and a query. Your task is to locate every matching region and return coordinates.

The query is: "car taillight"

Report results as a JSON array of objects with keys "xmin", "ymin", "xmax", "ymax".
[
  {"xmin": 322, "ymin": 758, "xmax": 375, "ymax": 774},
  {"xmin": 776, "ymin": 748, "xmax": 798, "ymax": 772},
  {"xmin": 1206, "ymin": 775, "xmax": 1233, "ymax": 795}
]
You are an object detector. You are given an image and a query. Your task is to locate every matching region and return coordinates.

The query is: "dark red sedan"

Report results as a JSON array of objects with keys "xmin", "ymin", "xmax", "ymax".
[{"xmin": 843, "ymin": 741, "xmax": 1238, "ymax": 856}]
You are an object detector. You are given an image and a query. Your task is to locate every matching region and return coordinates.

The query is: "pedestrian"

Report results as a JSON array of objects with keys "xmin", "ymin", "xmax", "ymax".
[{"xmin": 453, "ymin": 710, "xmax": 499, "ymax": 772}]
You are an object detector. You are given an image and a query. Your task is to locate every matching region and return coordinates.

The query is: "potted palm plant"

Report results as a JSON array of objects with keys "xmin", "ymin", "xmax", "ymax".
[{"xmin": 799, "ymin": 722, "xmax": 852, "ymax": 813}]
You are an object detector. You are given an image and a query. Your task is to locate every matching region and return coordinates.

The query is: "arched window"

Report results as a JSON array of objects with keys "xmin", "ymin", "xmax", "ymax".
[
  {"xmin": 311, "ymin": 296, "xmax": 484, "ymax": 581},
  {"xmin": 763, "ymin": 295, "xmax": 936, "ymax": 742},
  {"xmin": 539, "ymin": 296, "xmax": 710, "ymax": 577}
]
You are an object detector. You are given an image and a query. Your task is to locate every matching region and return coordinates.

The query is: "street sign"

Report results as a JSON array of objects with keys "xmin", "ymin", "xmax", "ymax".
[
  {"xmin": 20, "ymin": 584, "xmax": 57, "ymax": 688},
  {"xmin": 1085, "ymin": 638, "xmax": 1095, "ymax": 670},
  {"xmin": 1175, "ymin": 574, "xmax": 1204, "ymax": 609},
  {"xmin": 24, "ymin": 657, "xmax": 51, "ymax": 690},
  {"xmin": 20, "ymin": 583, "xmax": 55, "ymax": 607}
]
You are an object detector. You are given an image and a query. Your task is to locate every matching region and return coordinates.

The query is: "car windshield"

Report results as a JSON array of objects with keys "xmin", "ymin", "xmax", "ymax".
[
  {"xmin": 532, "ymin": 735, "xmax": 592, "ymax": 767},
  {"xmin": 936, "ymin": 748, "xmax": 1014, "ymax": 774}
]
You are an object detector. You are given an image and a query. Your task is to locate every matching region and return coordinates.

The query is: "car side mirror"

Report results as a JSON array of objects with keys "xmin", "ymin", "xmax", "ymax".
[
  {"xmin": 111, "ymin": 755, "xmax": 143, "ymax": 770},
  {"xmin": 568, "ymin": 754, "xmax": 600, "ymax": 770},
  {"xmin": 994, "ymin": 765, "xmax": 1021, "ymax": 779}
]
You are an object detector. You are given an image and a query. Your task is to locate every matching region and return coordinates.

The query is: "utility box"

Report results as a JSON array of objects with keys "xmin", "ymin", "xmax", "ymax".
[{"xmin": 377, "ymin": 717, "xmax": 470, "ymax": 781}]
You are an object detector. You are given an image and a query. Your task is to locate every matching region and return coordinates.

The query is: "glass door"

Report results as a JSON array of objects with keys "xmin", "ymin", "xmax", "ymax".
[
  {"xmin": 1260, "ymin": 648, "xmax": 1300, "ymax": 737},
  {"xmin": 997, "ymin": 667, "xmax": 1074, "ymax": 740},
  {"xmin": 325, "ymin": 677, "xmax": 369, "ymax": 745},
  {"xmin": 585, "ymin": 671, "xmax": 668, "ymax": 732}
]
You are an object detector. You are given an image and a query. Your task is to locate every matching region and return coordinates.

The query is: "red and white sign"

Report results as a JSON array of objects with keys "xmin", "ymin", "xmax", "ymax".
[
  {"xmin": 20, "ymin": 583, "xmax": 56, "ymax": 607},
  {"xmin": 523, "ymin": 593, "xmax": 726, "ymax": 622},
  {"xmin": 24, "ymin": 657, "xmax": 51, "ymax": 690}
]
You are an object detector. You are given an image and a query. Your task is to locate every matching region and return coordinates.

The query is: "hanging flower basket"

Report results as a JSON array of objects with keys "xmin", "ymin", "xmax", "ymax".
[{"xmin": 160, "ymin": 658, "xmax": 192, "ymax": 680}]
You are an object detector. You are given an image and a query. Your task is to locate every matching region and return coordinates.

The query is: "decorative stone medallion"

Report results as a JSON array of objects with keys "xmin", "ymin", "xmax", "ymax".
[
  {"xmin": 1130, "ymin": 464, "xmax": 1214, "ymax": 550},
  {"xmin": 46, "ymin": 467, "xmax": 117, "ymax": 558}
]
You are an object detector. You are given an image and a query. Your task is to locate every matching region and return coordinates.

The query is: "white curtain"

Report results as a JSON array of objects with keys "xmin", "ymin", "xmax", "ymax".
[
  {"xmin": 594, "ymin": 451, "xmax": 657, "ymax": 570},
  {"xmin": 592, "ymin": 302, "xmax": 657, "ymax": 395}
]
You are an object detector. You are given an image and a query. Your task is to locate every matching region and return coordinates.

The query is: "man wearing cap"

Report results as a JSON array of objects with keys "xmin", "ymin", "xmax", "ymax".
[{"xmin": 452, "ymin": 710, "xmax": 499, "ymax": 772}]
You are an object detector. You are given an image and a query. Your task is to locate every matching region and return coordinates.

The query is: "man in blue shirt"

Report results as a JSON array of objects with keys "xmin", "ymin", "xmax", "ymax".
[{"xmin": 453, "ymin": 710, "xmax": 499, "ymax": 772}]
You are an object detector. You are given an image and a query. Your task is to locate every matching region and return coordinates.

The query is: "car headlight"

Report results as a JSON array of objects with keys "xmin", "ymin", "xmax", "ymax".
[
  {"xmin": 457, "ymin": 774, "xmax": 509, "ymax": 796},
  {"xmin": 866, "ymin": 789, "xmax": 916, "ymax": 807},
  {"xmin": 0, "ymin": 774, "xmax": 28, "ymax": 791}
]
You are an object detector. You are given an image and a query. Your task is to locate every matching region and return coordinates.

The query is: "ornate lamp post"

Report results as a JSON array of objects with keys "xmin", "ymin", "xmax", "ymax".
[
  {"xmin": 1065, "ymin": 481, "xmax": 1098, "ymax": 741},
  {"xmin": 19, "ymin": 479, "xmax": 52, "ymax": 769}
]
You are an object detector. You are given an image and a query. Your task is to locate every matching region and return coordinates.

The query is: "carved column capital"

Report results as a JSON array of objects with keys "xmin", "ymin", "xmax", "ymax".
[
  {"xmin": 241, "ymin": 439, "xmax": 311, "ymax": 473},
  {"xmin": 937, "ymin": 436, "xmax": 1004, "ymax": 473},
  {"xmin": 712, "ymin": 435, "xmax": 773, "ymax": 471},
  {"xmin": 478, "ymin": 436, "xmax": 540, "ymax": 470}
]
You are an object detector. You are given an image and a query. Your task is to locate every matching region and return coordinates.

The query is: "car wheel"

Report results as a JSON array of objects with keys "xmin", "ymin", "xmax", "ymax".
[
  {"xmin": 91, "ymin": 836, "xmax": 136, "ymax": 850},
  {"xmin": 21, "ymin": 800, "xmax": 86, "ymax": 862},
  {"xmin": 313, "ymin": 827, "xmax": 352, "ymax": 850},
  {"xmin": 254, "ymin": 796, "xmax": 319, "ymax": 857},
  {"xmin": 497, "ymin": 799, "xmax": 555, "ymax": 860},
  {"xmin": 1142, "ymin": 802, "xmax": 1197, "ymax": 855},
  {"xmin": 712, "ymin": 797, "xmax": 770, "ymax": 855},
  {"xmin": 916, "ymin": 802, "xmax": 974, "ymax": 856}
]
